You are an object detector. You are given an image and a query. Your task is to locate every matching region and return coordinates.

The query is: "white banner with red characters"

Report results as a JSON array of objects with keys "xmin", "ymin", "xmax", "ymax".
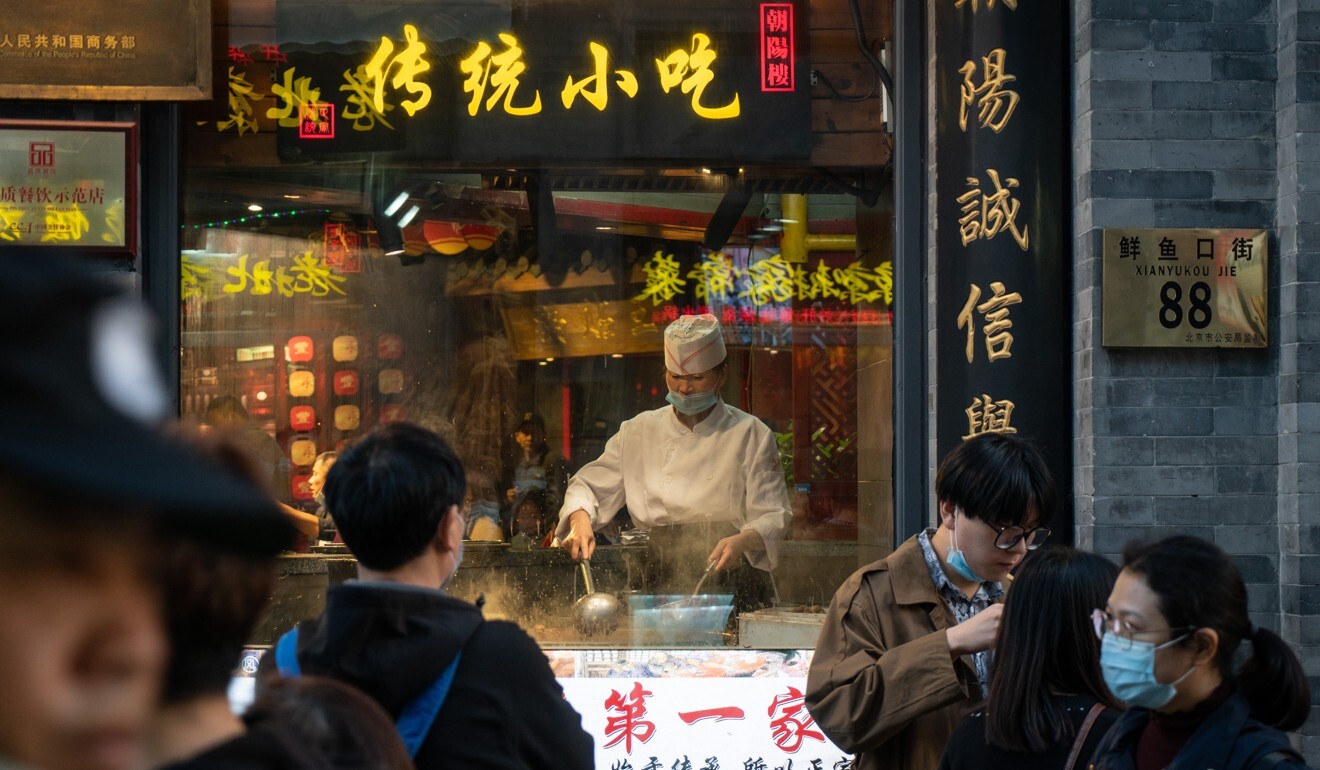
[{"xmin": 558, "ymin": 673, "xmax": 851, "ymax": 770}]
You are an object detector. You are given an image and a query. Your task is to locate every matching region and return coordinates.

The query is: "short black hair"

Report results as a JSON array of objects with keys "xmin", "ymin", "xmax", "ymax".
[
  {"xmin": 323, "ymin": 423, "xmax": 466, "ymax": 571},
  {"xmin": 934, "ymin": 433, "xmax": 1056, "ymax": 528}
]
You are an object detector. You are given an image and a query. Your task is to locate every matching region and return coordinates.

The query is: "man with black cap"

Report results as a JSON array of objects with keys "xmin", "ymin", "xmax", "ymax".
[
  {"xmin": 0, "ymin": 253, "xmax": 293, "ymax": 770},
  {"xmin": 555, "ymin": 313, "xmax": 792, "ymax": 612}
]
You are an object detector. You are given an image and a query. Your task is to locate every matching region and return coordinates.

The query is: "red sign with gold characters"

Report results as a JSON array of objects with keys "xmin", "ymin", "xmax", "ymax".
[{"xmin": 759, "ymin": 3, "xmax": 794, "ymax": 92}]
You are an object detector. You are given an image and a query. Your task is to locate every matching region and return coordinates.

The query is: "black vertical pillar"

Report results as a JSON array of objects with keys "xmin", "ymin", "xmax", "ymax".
[
  {"xmin": 140, "ymin": 103, "xmax": 182, "ymax": 415},
  {"xmin": 933, "ymin": 2, "xmax": 1072, "ymax": 536}
]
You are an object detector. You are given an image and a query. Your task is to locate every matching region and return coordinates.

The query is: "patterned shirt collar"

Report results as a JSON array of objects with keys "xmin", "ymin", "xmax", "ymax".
[
  {"xmin": 917, "ymin": 528, "xmax": 1004, "ymax": 698},
  {"xmin": 916, "ymin": 528, "xmax": 1004, "ymax": 605}
]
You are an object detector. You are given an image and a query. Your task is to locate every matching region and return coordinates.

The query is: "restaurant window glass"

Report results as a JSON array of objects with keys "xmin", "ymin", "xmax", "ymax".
[{"xmin": 181, "ymin": 0, "xmax": 895, "ymax": 653}]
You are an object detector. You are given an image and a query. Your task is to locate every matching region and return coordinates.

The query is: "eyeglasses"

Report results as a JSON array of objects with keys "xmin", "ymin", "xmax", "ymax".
[
  {"xmin": 985, "ymin": 522, "xmax": 1051, "ymax": 551},
  {"xmin": 1090, "ymin": 608, "xmax": 1193, "ymax": 651}
]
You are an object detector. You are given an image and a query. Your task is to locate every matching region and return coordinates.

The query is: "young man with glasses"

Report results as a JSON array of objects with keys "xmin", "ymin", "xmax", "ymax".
[{"xmin": 806, "ymin": 433, "xmax": 1056, "ymax": 770}]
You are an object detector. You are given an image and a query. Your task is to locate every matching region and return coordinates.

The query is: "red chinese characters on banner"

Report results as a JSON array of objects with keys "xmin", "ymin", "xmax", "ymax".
[
  {"xmin": 380, "ymin": 404, "xmax": 405, "ymax": 423},
  {"xmin": 767, "ymin": 687, "xmax": 825, "ymax": 753},
  {"xmin": 604, "ymin": 682, "xmax": 656, "ymax": 753},
  {"xmin": 289, "ymin": 405, "xmax": 317, "ymax": 431},
  {"xmin": 678, "ymin": 706, "xmax": 745, "ymax": 724},
  {"xmin": 301, "ymin": 103, "xmax": 336, "ymax": 139},
  {"xmin": 759, "ymin": 3, "xmax": 794, "ymax": 92}
]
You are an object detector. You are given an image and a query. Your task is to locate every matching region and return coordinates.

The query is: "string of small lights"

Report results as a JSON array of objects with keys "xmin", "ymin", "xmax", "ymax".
[{"xmin": 184, "ymin": 209, "xmax": 332, "ymax": 229}]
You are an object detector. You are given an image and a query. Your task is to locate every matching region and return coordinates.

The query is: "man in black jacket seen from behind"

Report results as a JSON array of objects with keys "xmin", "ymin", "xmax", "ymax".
[{"xmin": 261, "ymin": 422, "xmax": 594, "ymax": 769}]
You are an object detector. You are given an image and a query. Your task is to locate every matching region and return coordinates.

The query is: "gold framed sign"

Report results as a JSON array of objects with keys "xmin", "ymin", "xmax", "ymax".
[
  {"xmin": 0, "ymin": 0, "xmax": 210, "ymax": 100},
  {"xmin": 0, "ymin": 120, "xmax": 138, "ymax": 254},
  {"xmin": 1102, "ymin": 228, "xmax": 1267, "ymax": 348}
]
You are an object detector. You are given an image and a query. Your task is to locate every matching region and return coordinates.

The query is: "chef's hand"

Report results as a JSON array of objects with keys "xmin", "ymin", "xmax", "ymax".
[
  {"xmin": 946, "ymin": 602, "xmax": 1003, "ymax": 658},
  {"xmin": 708, "ymin": 530, "xmax": 764, "ymax": 571},
  {"xmin": 561, "ymin": 509, "xmax": 596, "ymax": 561}
]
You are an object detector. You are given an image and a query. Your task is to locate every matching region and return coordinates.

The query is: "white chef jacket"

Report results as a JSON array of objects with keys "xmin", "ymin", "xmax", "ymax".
[{"xmin": 557, "ymin": 401, "xmax": 792, "ymax": 570}]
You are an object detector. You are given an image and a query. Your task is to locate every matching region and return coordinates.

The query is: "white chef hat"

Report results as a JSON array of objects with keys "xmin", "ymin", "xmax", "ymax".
[{"xmin": 664, "ymin": 314, "xmax": 726, "ymax": 375}]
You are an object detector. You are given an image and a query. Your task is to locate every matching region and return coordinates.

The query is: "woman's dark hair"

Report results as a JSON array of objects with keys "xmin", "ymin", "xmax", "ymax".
[
  {"xmin": 323, "ymin": 422, "xmax": 466, "ymax": 571},
  {"xmin": 1123, "ymin": 535, "xmax": 1310, "ymax": 731},
  {"xmin": 244, "ymin": 676, "xmax": 413, "ymax": 769},
  {"xmin": 985, "ymin": 547, "xmax": 1120, "ymax": 752},
  {"xmin": 935, "ymin": 433, "xmax": 1057, "ymax": 529}
]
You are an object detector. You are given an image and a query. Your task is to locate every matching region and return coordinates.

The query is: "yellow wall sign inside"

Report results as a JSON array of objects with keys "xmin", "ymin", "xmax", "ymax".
[
  {"xmin": 1101, "ymin": 228, "xmax": 1267, "ymax": 348},
  {"xmin": 0, "ymin": 121, "xmax": 135, "ymax": 253}
]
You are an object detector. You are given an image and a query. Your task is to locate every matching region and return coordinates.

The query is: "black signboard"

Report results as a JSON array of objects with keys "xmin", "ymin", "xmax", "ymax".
[
  {"xmin": 933, "ymin": 1, "xmax": 1071, "ymax": 538},
  {"xmin": 272, "ymin": 0, "xmax": 810, "ymax": 163}
]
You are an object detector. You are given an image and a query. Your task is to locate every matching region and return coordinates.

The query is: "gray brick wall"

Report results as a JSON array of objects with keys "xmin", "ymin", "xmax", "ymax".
[
  {"xmin": 1076, "ymin": 0, "xmax": 1319, "ymax": 756},
  {"xmin": 1277, "ymin": 0, "xmax": 1320, "ymax": 755}
]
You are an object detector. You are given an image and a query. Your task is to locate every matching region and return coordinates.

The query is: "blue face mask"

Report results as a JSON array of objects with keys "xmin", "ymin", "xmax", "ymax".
[
  {"xmin": 1099, "ymin": 631, "xmax": 1194, "ymax": 709},
  {"xmin": 946, "ymin": 508, "xmax": 987, "ymax": 584},
  {"xmin": 666, "ymin": 389, "xmax": 720, "ymax": 415}
]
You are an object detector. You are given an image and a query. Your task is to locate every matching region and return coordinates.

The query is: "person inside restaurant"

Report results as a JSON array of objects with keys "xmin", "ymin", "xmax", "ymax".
[
  {"xmin": 501, "ymin": 413, "xmax": 568, "ymax": 541},
  {"xmin": 555, "ymin": 314, "xmax": 792, "ymax": 612}
]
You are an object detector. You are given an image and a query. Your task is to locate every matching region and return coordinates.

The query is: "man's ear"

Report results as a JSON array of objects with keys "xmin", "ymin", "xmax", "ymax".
[
  {"xmin": 937, "ymin": 500, "xmax": 958, "ymax": 530},
  {"xmin": 434, "ymin": 504, "xmax": 464, "ymax": 554}
]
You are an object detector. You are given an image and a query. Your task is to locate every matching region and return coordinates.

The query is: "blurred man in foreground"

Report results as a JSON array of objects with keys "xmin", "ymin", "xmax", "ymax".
[{"xmin": 0, "ymin": 253, "xmax": 292, "ymax": 770}]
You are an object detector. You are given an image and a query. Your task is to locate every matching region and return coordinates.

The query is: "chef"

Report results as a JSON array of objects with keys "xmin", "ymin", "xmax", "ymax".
[{"xmin": 556, "ymin": 314, "xmax": 792, "ymax": 611}]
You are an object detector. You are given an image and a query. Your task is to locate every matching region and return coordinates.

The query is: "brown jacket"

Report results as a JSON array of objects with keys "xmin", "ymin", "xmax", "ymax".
[{"xmin": 805, "ymin": 534, "xmax": 984, "ymax": 770}]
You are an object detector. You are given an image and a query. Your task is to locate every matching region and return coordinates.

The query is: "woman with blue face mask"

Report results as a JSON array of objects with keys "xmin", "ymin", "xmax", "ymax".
[
  {"xmin": 1089, "ymin": 536, "xmax": 1309, "ymax": 770},
  {"xmin": 555, "ymin": 314, "xmax": 792, "ymax": 615}
]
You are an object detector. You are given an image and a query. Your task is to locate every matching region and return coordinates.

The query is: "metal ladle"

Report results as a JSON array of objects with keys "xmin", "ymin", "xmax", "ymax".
[{"xmin": 573, "ymin": 559, "xmax": 622, "ymax": 635}]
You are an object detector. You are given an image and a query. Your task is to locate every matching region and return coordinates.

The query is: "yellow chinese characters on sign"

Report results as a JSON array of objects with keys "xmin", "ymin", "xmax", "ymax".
[
  {"xmin": 959, "ymin": 48, "xmax": 1018, "ymax": 133},
  {"xmin": 340, "ymin": 65, "xmax": 396, "ymax": 131},
  {"xmin": 636, "ymin": 251, "xmax": 893, "ymax": 307},
  {"xmin": 364, "ymin": 24, "xmax": 432, "ymax": 117},
  {"xmin": 957, "ymin": 168, "xmax": 1029, "ymax": 250},
  {"xmin": 656, "ymin": 33, "xmax": 740, "ymax": 119},
  {"xmin": 218, "ymin": 67, "xmax": 260, "ymax": 135},
  {"xmin": 267, "ymin": 68, "xmax": 321, "ymax": 128},
  {"xmin": 562, "ymin": 42, "xmax": 639, "ymax": 111},
  {"xmin": 461, "ymin": 34, "xmax": 543, "ymax": 116},
  {"xmin": 954, "ymin": 0, "xmax": 1017, "ymax": 11},
  {"xmin": 964, "ymin": 393, "xmax": 1017, "ymax": 440},
  {"xmin": 183, "ymin": 252, "xmax": 348, "ymax": 302},
  {"xmin": 956, "ymin": 281, "xmax": 1022, "ymax": 363}
]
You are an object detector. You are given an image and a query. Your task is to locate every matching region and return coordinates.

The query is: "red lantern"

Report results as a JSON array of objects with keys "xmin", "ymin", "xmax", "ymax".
[
  {"xmin": 462, "ymin": 223, "xmax": 500, "ymax": 251},
  {"xmin": 380, "ymin": 404, "xmax": 405, "ymax": 423},
  {"xmin": 424, "ymin": 220, "xmax": 467, "ymax": 255}
]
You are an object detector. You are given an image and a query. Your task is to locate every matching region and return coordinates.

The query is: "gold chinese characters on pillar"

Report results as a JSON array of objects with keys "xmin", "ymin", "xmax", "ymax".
[{"xmin": 1101, "ymin": 228, "xmax": 1267, "ymax": 348}]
